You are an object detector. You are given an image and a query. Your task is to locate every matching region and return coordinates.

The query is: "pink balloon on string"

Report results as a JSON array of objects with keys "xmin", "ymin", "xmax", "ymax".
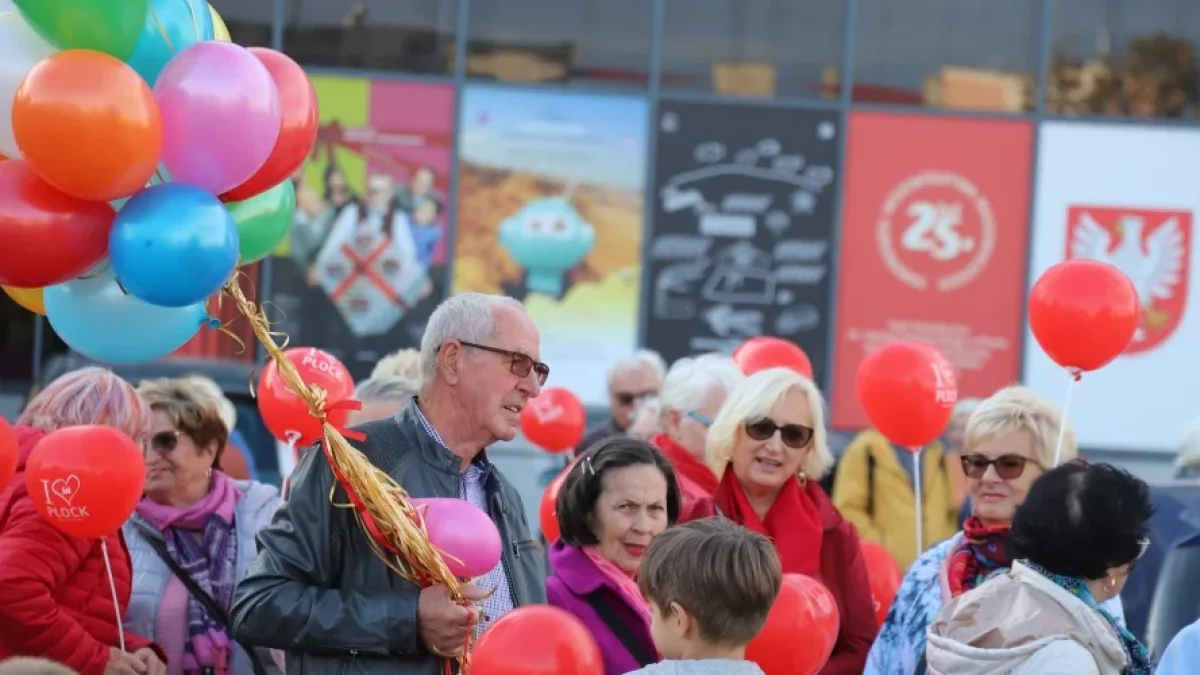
[
  {"xmin": 154, "ymin": 42, "xmax": 281, "ymax": 195},
  {"xmin": 411, "ymin": 497, "xmax": 502, "ymax": 578}
]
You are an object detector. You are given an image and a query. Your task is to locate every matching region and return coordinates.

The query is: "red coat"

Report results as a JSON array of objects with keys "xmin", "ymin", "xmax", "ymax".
[
  {"xmin": 688, "ymin": 480, "xmax": 876, "ymax": 675},
  {"xmin": 0, "ymin": 426, "xmax": 157, "ymax": 674}
]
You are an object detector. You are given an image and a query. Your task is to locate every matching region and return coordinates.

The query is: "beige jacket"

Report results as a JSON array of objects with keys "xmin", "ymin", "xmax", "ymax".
[{"xmin": 925, "ymin": 561, "xmax": 1127, "ymax": 675}]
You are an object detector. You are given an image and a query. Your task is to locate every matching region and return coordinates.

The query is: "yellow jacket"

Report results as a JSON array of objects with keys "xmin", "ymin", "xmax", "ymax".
[{"xmin": 831, "ymin": 429, "xmax": 959, "ymax": 570}]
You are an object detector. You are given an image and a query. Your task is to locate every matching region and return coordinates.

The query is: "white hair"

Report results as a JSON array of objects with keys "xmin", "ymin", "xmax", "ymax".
[
  {"xmin": 354, "ymin": 376, "xmax": 419, "ymax": 403},
  {"xmin": 419, "ymin": 292, "xmax": 526, "ymax": 379},
  {"xmin": 706, "ymin": 367, "xmax": 834, "ymax": 480},
  {"xmin": 371, "ymin": 348, "xmax": 422, "ymax": 382},
  {"xmin": 658, "ymin": 353, "xmax": 744, "ymax": 420},
  {"xmin": 607, "ymin": 349, "xmax": 666, "ymax": 386},
  {"xmin": 1177, "ymin": 416, "xmax": 1200, "ymax": 472},
  {"xmin": 951, "ymin": 397, "xmax": 983, "ymax": 424},
  {"xmin": 965, "ymin": 386, "xmax": 1076, "ymax": 468}
]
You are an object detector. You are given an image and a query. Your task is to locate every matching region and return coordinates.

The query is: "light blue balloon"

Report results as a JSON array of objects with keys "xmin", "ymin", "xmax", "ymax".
[
  {"xmin": 127, "ymin": 0, "xmax": 215, "ymax": 85},
  {"xmin": 44, "ymin": 271, "xmax": 212, "ymax": 364},
  {"xmin": 110, "ymin": 183, "xmax": 240, "ymax": 308}
]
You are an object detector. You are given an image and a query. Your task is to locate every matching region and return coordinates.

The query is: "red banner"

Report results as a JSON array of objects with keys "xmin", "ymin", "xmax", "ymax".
[{"xmin": 831, "ymin": 112, "xmax": 1035, "ymax": 429}]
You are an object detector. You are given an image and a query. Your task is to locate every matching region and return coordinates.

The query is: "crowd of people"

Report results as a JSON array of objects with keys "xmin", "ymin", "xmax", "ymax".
[{"xmin": 0, "ymin": 291, "xmax": 1198, "ymax": 674}]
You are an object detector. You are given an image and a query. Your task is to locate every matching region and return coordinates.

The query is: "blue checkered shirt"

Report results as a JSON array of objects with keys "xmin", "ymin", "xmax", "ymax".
[{"xmin": 414, "ymin": 405, "xmax": 515, "ymax": 634}]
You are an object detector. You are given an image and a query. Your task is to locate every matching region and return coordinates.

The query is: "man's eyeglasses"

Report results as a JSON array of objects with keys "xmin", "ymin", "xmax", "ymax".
[
  {"xmin": 686, "ymin": 411, "xmax": 712, "ymax": 427},
  {"xmin": 613, "ymin": 390, "xmax": 656, "ymax": 407},
  {"xmin": 455, "ymin": 341, "xmax": 549, "ymax": 385}
]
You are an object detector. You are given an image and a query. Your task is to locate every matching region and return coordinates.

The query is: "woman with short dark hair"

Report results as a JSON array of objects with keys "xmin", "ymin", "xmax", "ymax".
[
  {"xmin": 926, "ymin": 462, "xmax": 1154, "ymax": 674},
  {"xmin": 546, "ymin": 437, "xmax": 681, "ymax": 675}
]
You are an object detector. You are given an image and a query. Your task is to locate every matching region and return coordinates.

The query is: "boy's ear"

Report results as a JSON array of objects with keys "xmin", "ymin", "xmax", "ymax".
[{"xmin": 668, "ymin": 600, "xmax": 693, "ymax": 635}]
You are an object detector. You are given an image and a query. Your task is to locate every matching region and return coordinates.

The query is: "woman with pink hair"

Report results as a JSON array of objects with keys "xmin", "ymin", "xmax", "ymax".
[{"xmin": 0, "ymin": 367, "xmax": 166, "ymax": 675}]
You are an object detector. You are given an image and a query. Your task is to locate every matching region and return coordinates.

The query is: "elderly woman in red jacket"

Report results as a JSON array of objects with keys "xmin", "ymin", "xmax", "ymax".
[
  {"xmin": 0, "ymin": 367, "xmax": 166, "ymax": 675},
  {"xmin": 689, "ymin": 367, "xmax": 876, "ymax": 674}
]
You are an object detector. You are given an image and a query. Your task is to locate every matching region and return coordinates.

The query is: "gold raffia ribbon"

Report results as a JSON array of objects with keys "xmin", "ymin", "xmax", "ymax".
[{"xmin": 220, "ymin": 276, "xmax": 474, "ymax": 672}]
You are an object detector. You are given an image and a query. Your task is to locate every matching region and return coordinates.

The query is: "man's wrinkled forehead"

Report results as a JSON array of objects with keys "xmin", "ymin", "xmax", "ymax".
[{"xmin": 489, "ymin": 305, "xmax": 540, "ymax": 359}]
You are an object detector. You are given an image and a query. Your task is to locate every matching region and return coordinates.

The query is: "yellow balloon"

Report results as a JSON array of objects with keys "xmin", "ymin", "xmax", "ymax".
[
  {"xmin": 210, "ymin": 6, "xmax": 231, "ymax": 42},
  {"xmin": 2, "ymin": 285, "xmax": 46, "ymax": 315}
]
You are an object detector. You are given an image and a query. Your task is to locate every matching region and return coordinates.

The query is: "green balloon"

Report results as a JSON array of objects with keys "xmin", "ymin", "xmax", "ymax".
[
  {"xmin": 14, "ymin": 0, "xmax": 150, "ymax": 61},
  {"xmin": 228, "ymin": 181, "xmax": 296, "ymax": 265}
]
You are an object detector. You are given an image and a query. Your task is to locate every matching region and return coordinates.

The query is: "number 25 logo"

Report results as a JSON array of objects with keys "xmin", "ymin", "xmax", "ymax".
[{"xmin": 901, "ymin": 201, "xmax": 974, "ymax": 262}]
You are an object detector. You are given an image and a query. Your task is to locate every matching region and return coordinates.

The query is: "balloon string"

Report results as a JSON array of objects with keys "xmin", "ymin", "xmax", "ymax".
[
  {"xmin": 912, "ymin": 447, "xmax": 923, "ymax": 560},
  {"xmin": 101, "ymin": 539, "xmax": 127, "ymax": 652},
  {"xmin": 1052, "ymin": 370, "xmax": 1080, "ymax": 467}
]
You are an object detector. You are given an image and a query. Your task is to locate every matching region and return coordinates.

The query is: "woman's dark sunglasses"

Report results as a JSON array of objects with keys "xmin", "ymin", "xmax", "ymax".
[
  {"xmin": 744, "ymin": 419, "xmax": 815, "ymax": 449},
  {"xmin": 961, "ymin": 453, "xmax": 1030, "ymax": 480},
  {"xmin": 145, "ymin": 430, "xmax": 181, "ymax": 453},
  {"xmin": 457, "ymin": 341, "xmax": 550, "ymax": 385}
]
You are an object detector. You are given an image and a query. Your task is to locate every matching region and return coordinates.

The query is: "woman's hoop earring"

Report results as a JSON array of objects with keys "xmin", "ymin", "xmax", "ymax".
[
  {"xmin": 206, "ymin": 467, "xmax": 213, "ymax": 478},
  {"xmin": 798, "ymin": 470, "xmax": 808, "ymax": 488}
]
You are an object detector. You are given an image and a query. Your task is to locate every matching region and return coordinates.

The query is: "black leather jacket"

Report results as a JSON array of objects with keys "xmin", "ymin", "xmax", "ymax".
[{"xmin": 230, "ymin": 402, "xmax": 547, "ymax": 675}]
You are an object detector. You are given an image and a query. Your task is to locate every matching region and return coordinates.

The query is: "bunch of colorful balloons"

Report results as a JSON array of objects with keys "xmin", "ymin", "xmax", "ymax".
[{"xmin": 0, "ymin": 0, "xmax": 317, "ymax": 364}]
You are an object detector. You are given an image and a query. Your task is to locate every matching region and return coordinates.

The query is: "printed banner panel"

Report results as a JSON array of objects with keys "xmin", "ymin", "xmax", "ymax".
[
  {"xmin": 1024, "ymin": 122, "xmax": 1200, "ymax": 452},
  {"xmin": 268, "ymin": 77, "xmax": 455, "ymax": 380},
  {"xmin": 452, "ymin": 87, "xmax": 649, "ymax": 406},
  {"xmin": 643, "ymin": 102, "xmax": 840, "ymax": 383},
  {"xmin": 831, "ymin": 112, "xmax": 1035, "ymax": 430}
]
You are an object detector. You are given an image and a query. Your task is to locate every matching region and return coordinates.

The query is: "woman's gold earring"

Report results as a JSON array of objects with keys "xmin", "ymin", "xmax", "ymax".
[
  {"xmin": 798, "ymin": 470, "xmax": 808, "ymax": 487},
  {"xmin": 206, "ymin": 467, "xmax": 213, "ymax": 478}
]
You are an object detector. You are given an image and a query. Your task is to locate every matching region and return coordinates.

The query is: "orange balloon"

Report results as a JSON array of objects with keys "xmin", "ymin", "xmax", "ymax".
[
  {"xmin": 2, "ymin": 285, "xmax": 46, "ymax": 315},
  {"xmin": 0, "ymin": 153, "xmax": 7, "ymax": 162},
  {"xmin": 13, "ymin": 50, "xmax": 162, "ymax": 202}
]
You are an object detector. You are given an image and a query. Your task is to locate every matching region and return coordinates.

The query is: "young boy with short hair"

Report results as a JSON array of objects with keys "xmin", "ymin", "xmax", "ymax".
[{"xmin": 629, "ymin": 518, "xmax": 783, "ymax": 674}]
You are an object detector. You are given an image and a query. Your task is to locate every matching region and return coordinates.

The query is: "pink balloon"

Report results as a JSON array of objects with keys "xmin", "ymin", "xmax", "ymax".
[
  {"xmin": 154, "ymin": 42, "xmax": 281, "ymax": 195},
  {"xmin": 411, "ymin": 497, "xmax": 502, "ymax": 578}
]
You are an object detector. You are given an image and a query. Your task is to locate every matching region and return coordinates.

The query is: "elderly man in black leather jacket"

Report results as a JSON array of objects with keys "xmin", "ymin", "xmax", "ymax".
[{"xmin": 230, "ymin": 293, "xmax": 549, "ymax": 674}]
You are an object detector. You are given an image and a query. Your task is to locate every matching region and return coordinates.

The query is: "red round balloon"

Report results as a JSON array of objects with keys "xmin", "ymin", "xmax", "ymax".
[
  {"xmin": 860, "ymin": 540, "xmax": 903, "ymax": 628},
  {"xmin": 472, "ymin": 605, "xmax": 603, "ymax": 675},
  {"xmin": 746, "ymin": 573, "xmax": 840, "ymax": 675},
  {"xmin": 1029, "ymin": 259, "xmax": 1140, "ymax": 373},
  {"xmin": 520, "ymin": 387, "xmax": 586, "ymax": 453},
  {"xmin": 0, "ymin": 416, "xmax": 18, "ymax": 489},
  {"xmin": 258, "ymin": 347, "xmax": 355, "ymax": 447},
  {"xmin": 538, "ymin": 456, "xmax": 582, "ymax": 542},
  {"xmin": 24, "ymin": 426, "xmax": 145, "ymax": 538},
  {"xmin": 734, "ymin": 337, "xmax": 814, "ymax": 379},
  {"xmin": 221, "ymin": 49, "xmax": 318, "ymax": 202},
  {"xmin": 0, "ymin": 160, "xmax": 114, "ymax": 288},
  {"xmin": 856, "ymin": 341, "xmax": 957, "ymax": 449}
]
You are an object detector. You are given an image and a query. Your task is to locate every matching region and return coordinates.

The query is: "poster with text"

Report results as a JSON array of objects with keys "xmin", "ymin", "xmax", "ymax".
[
  {"xmin": 268, "ymin": 77, "xmax": 455, "ymax": 380},
  {"xmin": 831, "ymin": 112, "xmax": 1034, "ymax": 430},
  {"xmin": 644, "ymin": 102, "xmax": 839, "ymax": 382},
  {"xmin": 453, "ymin": 87, "xmax": 648, "ymax": 405},
  {"xmin": 1024, "ymin": 122, "xmax": 1200, "ymax": 452}
]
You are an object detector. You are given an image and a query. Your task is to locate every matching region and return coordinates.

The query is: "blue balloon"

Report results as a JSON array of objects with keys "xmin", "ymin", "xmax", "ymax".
[
  {"xmin": 110, "ymin": 183, "xmax": 239, "ymax": 308},
  {"xmin": 127, "ymin": 0, "xmax": 215, "ymax": 85},
  {"xmin": 44, "ymin": 271, "xmax": 212, "ymax": 364}
]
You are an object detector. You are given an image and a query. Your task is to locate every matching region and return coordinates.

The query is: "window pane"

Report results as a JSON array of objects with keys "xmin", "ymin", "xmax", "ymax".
[
  {"xmin": 661, "ymin": 0, "xmax": 845, "ymax": 100},
  {"xmin": 209, "ymin": 0, "xmax": 274, "ymax": 48},
  {"xmin": 284, "ymin": 0, "xmax": 457, "ymax": 74},
  {"xmin": 465, "ymin": 0, "xmax": 653, "ymax": 87},
  {"xmin": 1049, "ymin": 0, "xmax": 1200, "ymax": 118},
  {"xmin": 853, "ymin": 0, "xmax": 1039, "ymax": 112}
]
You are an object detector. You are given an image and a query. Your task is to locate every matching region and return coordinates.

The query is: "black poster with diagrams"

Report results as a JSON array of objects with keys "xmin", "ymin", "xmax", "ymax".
[{"xmin": 642, "ymin": 102, "xmax": 841, "ymax": 383}]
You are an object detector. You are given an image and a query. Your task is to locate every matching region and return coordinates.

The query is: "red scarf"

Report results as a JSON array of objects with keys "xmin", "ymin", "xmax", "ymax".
[
  {"xmin": 714, "ymin": 466, "xmax": 823, "ymax": 577},
  {"xmin": 946, "ymin": 517, "xmax": 1012, "ymax": 598},
  {"xmin": 652, "ymin": 433, "xmax": 719, "ymax": 495}
]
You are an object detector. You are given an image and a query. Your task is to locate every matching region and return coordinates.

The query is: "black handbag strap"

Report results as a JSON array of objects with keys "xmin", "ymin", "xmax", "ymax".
[
  {"xmin": 582, "ymin": 592, "xmax": 656, "ymax": 667},
  {"xmin": 135, "ymin": 522, "xmax": 270, "ymax": 675},
  {"xmin": 915, "ymin": 651, "xmax": 928, "ymax": 674}
]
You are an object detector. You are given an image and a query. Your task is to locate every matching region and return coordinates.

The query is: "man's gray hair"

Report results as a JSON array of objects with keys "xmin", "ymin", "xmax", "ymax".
[
  {"xmin": 606, "ymin": 349, "xmax": 667, "ymax": 386},
  {"xmin": 354, "ymin": 376, "xmax": 419, "ymax": 403},
  {"xmin": 419, "ymin": 292, "xmax": 526, "ymax": 379},
  {"xmin": 658, "ymin": 354, "xmax": 744, "ymax": 419}
]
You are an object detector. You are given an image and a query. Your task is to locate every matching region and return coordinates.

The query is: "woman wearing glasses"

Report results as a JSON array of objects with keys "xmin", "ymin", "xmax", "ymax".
[
  {"xmin": 926, "ymin": 462, "xmax": 1153, "ymax": 674},
  {"xmin": 124, "ymin": 378, "xmax": 283, "ymax": 675},
  {"xmin": 690, "ymin": 367, "xmax": 876, "ymax": 674},
  {"xmin": 863, "ymin": 386, "xmax": 1126, "ymax": 675}
]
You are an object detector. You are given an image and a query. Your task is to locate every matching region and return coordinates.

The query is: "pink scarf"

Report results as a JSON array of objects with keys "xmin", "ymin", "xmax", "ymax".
[{"xmin": 582, "ymin": 546, "xmax": 653, "ymax": 626}]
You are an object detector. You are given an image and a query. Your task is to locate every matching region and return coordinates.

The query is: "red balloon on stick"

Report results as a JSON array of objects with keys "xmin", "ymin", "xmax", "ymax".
[
  {"xmin": 258, "ymin": 347, "xmax": 355, "ymax": 447},
  {"xmin": 0, "ymin": 160, "xmax": 113, "ymax": 288},
  {"xmin": 539, "ymin": 456, "xmax": 582, "ymax": 542},
  {"xmin": 860, "ymin": 540, "xmax": 903, "ymax": 628},
  {"xmin": 24, "ymin": 426, "xmax": 145, "ymax": 538},
  {"xmin": 221, "ymin": 49, "xmax": 318, "ymax": 202},
  {"xmin": 746, "ymin": 573, "xmax": 840, "ymax": 675},
  {"xmin": 473, "ymin": 605, "xmax": 604, "ymax": 675},
  {"xmin": 856, "ymin": 341, "xmax": 958, "ymax": 449},
  {"xmin": 520, "ymin": 387, "xmax": 586, "ymax": 453},
  {"xmin": 734, "ymin": 337, "xmax": 814, "ymax": 379},
  {"xmin": 1029, "ymin": 259, "xmax": 1140, "ymax": 373},
  {"xmin": 0, "ymin": 416, "xmax": 18, "ymax": 488}
]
